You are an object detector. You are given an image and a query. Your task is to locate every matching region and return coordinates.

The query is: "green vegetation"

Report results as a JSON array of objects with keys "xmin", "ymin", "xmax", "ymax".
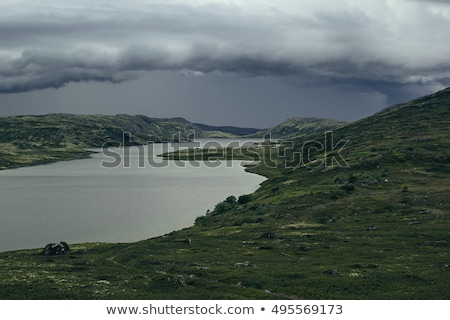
[
  {"xmin": 0, "ymin": 88, "xmax": 449, "ymax": 299},
  {"xmin": 0, "ymin": 114, "xmax": 259, "ymax": 169},
  {"xmin": 247, "ymin": 117, "xmax": 346, "ymax": 139},
  {"xmin": 0, "ymin": 142, "xmax": 92, "ymax": 170}
]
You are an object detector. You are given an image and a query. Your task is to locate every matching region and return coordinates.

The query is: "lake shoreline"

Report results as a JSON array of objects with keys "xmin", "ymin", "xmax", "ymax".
[
  {"xmin": 0, "ymin": 143, "xmax": 267, "ymax": 253},
  {"xmin": 0, "ymin": 146, "xmax": 94, "ymax": 171}
]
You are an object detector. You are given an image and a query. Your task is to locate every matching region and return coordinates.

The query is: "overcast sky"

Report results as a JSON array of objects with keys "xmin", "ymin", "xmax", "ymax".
[{"xmin": 0, "ymin": 0, "xmax": 449, "ymax": 128}]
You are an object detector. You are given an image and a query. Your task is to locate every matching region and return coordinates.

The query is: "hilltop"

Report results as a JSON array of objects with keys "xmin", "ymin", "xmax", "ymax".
[{"xmin": 0, "ymin": 88, "xmax": 449, "ymax": 299}]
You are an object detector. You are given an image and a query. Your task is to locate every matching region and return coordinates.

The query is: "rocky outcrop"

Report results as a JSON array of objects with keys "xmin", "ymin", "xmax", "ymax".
[{"xmin": 43, "ymin": 241, "xmax": 70, "ymax": 256}]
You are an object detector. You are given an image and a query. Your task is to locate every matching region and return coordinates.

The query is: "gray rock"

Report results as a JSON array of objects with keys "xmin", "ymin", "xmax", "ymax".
[
  {"xmin": 260, "ymin": 232, "xmax": 278, "ymax": 239},
  {"xmin": 43, "ymin": 241, "xmax": 70, "ymax": 256}
]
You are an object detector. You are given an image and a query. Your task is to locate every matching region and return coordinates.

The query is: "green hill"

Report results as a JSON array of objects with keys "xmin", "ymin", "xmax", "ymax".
[
  {"xmin": 0, "ymin": 89, "xmax": 449, "ymax": 299},
  {"xmin": 0, "ymin": 114, "xmax": 260, "ymax": 169},
  {"xmin": 246, "ymin": 117, "xmax": 346, "ymax": 139}
]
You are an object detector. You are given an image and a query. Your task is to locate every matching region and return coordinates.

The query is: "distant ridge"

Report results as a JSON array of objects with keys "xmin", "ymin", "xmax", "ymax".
[
  {"xmin": 193, "ymin": 122, "xmax": 261, "ymax": 137},
  {"xmin": 0, "ymin": 113, "xmax": 348, "ymax": 169},
  {"xmin": 246, "ymin": 117, "xmax": 347, "ymax": 139},
  {"xmin": 0, "ymin": 114, "xmax": 260, "ymax": 169},
  {"xmin": 0, "ymin": 113, "xmax": 260, "ymax": 147}
]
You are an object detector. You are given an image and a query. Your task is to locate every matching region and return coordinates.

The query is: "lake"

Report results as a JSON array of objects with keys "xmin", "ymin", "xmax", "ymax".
[{"xmin": 0, "ymin": 139, "xmax": 266, "ymax": 252}]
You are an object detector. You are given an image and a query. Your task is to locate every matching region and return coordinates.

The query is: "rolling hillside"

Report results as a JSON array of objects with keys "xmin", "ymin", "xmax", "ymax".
[
  {"xmin": 0, "ymin": 114, "xmax": 260, "ymax": 169},
  {"xmin": 246, "ymin": 117, "xmax": 346, "ymax": 139},
  {"xmin": 0, "ymin": 113, "xmax": 344, "ymax": 170},
  {"xmin": 0, "ymin": 89, "xmax": 449, "ymax": 299}
]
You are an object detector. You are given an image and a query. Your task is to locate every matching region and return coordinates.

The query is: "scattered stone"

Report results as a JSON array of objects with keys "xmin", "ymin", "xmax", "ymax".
[
  {"xmin": 196, "ymin": 266, "xmax": 211, "ymax": 271},
  {"xmin": 323, "ymin": 269, "xmax": 339, "ymax": 276},
  {"xmin": 234, "ymin": 262, "xmax": 253, "ymax": 267},
  {"xmin": 43, "ymin": 241, "xmax": 70, "ymax": 256},
  {"xmin": 366, "ymin": 226, "xmax": 377, "ymax": 231},
  {"xmin": 408, "ymin": 221, "xmax": 420, "ymax": 225},
  {"xmin": 260, "ymin": 232, "xmax": 278, "ymax": 239},
  {"xmin": 300, "ymin": 246, "xmax": 312, "ymax": 252}
]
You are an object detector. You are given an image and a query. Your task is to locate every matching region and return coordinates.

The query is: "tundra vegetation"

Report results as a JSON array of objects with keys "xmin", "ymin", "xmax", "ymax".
[{"xmin": 0, "ymin": 89, "xmax": 449, "ymax": 299}]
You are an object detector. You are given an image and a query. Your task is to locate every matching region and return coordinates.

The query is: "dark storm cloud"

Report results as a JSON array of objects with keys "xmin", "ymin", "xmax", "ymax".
[{"xmin": 1, "ymin": 0, "xmax": 450, "ymax": 95}]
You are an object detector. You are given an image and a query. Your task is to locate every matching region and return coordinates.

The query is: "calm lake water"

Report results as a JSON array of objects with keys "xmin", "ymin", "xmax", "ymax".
[{"xmin": 0, "ymin": 139, "xmax": 265, "ymax": 252}]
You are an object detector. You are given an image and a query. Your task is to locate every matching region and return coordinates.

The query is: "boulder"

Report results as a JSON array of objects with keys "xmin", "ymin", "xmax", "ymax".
[
  {"xmin": 43, "ymin": 241, "xmax": 70, "ymax": 256},
  {"xmin": 260, "ymin": 232, "xmax": 278, "ymax": 239}
]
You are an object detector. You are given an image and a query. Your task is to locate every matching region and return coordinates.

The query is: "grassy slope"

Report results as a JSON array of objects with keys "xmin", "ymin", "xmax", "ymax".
[
  {"xmin": 0, "ymin": 89, "xmax": 449, "ymax": 299},
  {"xmin": 246, "ymin": 117, "xmax": 346, "ymax": 139}
]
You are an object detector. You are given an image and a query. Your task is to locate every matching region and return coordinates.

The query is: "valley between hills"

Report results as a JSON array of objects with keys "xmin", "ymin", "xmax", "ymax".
[{"xmin": 0, "ymin": 89, "xmax": 449, "ymax": 299}]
